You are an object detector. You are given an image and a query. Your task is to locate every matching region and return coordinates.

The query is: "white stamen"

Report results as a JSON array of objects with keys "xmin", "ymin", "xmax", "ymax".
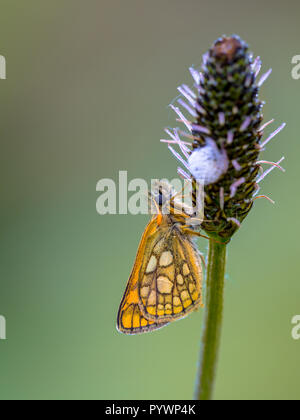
[
  {"xmin": 220, "ymin": 187, "xmax": 224, "ymax": 210},
  {"xmin": 177, "ymin": 167, "xmax": 191, "ymax": 182},
  {"xmin": 259, "ymin": 118, "xmax": 274, "ymax": 132},
  {"xmin": 164, "ymin": 128, "xmax": 178, "ymax": 142},
  {"xmin": 245, "ymin": 74, "xmax": 252, "ymax": 87},
  {"xmin": 232, "ymin": 159, "xmax": 242, "ymax": 171},
  {"xmin": 240, "ymin": 116, "xmax": 252, "ymax": 132},
  {"xmin": 189, "ymin": 67, "xmax": 201, "ymax": 85},
  {"xmin": 257, "ymin": 157, "xmax": 285, "ymax": 183},
  {"xmin": 170, "ymin": 105, "xmax": 192, "ymax": 132},
  {"xmin": 198, "ymin": 85, "xmax": 205, "ymax": 95},
  {"xmin": 181, "ymin": 84, "xmax": 197, "ymax": 99},
  {"xmin": 177, "ymin": 86, "xmax": 196, "ymax": 107},
  {"xmin": 177, "ymin": 98, "xmax": 197, "ymax": 118},
  {"xmin": 164, "ymin": 128, "xmax": 190, "ymax": 159},
  {"xmin": 174, "ymin": 129, "xmax": 190, "ymax": 159},
  {"xmin": 192, "ymin": 124, "xmax": 211, "ymax": 135},
  {"xmin": 255, "ymin": 62, "xmax": 262, "ymax": 78},
  {"xmin": 168, "ymin": 145, "xmax": 190, "ymax": 171},
  {"xmin": 218, "ymin": 112, "xmax": 225, "ymax": 126},
  {"xmin": 176, "ymin": 118, "xmax": 192, "ymax": 125},
  {"xmin": 227, "ymin": 130, "xmax": 234, "ymax": 144},
  {"xmin": 230, "ymin": 178, "xmax": 245, "ymax": 198},
  {"xmin": 256, "ymin": 160, "xmax": 285, "ymax": 172},
  {"xmin": 252, "ymin": 56, "xmax": 262, "ymax": 77},
  {"xmin": 202, "ymin": 52, "xmax": 209, "ymax": 66},
  {"xmin": 179, "ymin": 131, "xmax": 203, "ymax": 144},
  {"xmin": 260, "ymin": 123, "xmax": 286, "ymax": 148},
  {"xmin": 257, "ymin": 68, "xmax": 272, "ymax": 87},
  {"xmin": 160, "ymin": 138, "xmax": 191, "ymax": 147},
  {"xmin": 195, "ymin": 102, "xmax": 206, "ymax": 115}
]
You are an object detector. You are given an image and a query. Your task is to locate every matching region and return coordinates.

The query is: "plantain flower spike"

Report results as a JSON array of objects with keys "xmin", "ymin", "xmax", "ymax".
[{"xmin": 161, "ymin": 35, "xmax": 285, "ymax": 240}]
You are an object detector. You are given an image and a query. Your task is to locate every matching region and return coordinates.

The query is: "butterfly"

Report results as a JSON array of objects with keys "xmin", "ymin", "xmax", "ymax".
[{"xmin": 117, "ymin": 180, "xmax": 205, "ymax": 334}]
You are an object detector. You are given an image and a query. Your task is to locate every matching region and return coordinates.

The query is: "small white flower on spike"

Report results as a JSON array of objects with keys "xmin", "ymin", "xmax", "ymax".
[{"xmin": 187, "ymin": 138, "xmax": 229, "ymax": 185}]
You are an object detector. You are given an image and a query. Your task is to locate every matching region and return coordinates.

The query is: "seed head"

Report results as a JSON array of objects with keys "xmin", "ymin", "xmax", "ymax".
[{"xmin": 161, "ymin": 35, "xmax": 285, "ymax": 240}]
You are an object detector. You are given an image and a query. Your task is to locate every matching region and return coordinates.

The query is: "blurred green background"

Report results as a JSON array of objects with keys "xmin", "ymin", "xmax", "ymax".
[{"xmin": 0, "ymin": 0, "xmax": 299, "ymax": 400}]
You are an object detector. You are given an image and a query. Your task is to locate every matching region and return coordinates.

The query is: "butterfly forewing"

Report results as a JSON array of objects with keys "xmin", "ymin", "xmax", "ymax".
[{"xmin": 117, "ymin": 218, "xmax": 170, "ymax": 334}]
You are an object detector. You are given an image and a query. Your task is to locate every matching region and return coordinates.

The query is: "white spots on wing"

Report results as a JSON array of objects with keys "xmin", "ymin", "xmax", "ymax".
[
  {"xmin": 177, "ymin": 274, "xmax": 184, "ymax": 285},
  {"xmin": 173, "ymin": 296, "xmax": 181, "ymax": 307},
  {"xmin": 159, "ymin": 251, "xmax": 173, "ymax": 267},
  {"xmin": 165, "ymin": 303, "xmax": 172, "ymax": 312},
  {"xmin": 189, "ymin": 283, "xmax": 195, "ymax": 294},
  {"xmin": 181, "ymin": 290, "xmax": 189, "ymax": 301},
  {"xmin": 157, "ymin": 276, "xmax": 173, "ymax": 294},
  {"xmin": 146, "ymin": 255, "xmax": 157, "ymax": 273},
  {"xmin": 147, "ymin": 290, "xmax": 157, "ymax": 306},
  {"xmin": 154, "ymin": 239, "xmax": 165, "ymax": 253},
  {"xmin": 140, "ymin": 286, "xmax": 150, "ymax": 299},
  {"xmin": 182, "ymin": 263, "xmax": 190, "ymax": 276}
]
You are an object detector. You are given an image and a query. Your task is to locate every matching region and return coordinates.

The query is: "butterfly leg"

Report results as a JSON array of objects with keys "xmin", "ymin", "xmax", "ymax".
[
  {"xmin": 180, "ymin": 226, "xmax": 211, "ymax": 240},
  {"xmin": 180, "ymin": 226, "xmax": 230, "ymax": 245}
]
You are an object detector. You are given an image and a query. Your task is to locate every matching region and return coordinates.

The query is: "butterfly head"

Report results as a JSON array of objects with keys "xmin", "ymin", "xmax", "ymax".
[
  {"xmin": 148, "ymin": 180, "xmax": 197, "ymax": 228},
  {"xmin": 149, "ymin": 180, "xmax": 175, "ymax": 207}
]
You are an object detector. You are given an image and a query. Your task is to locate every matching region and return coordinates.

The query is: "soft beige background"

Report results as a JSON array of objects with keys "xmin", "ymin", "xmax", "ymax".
[{"xmin": 0, "ymin": 0, "xmax": 299, "ymax": 400}]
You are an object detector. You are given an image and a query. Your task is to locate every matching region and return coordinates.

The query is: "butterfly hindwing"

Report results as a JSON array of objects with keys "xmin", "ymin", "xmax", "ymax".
[
  {"xmin": 117, "ymin": 303, "xmax": 169, "ymax": 335},
  {"xmin": 138, "ymin": 227, "xmax": 203, "ymax": 323}
]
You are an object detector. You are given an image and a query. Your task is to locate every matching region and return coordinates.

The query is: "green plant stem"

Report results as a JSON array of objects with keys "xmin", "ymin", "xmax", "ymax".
[{"xmin": 194, "ymin": 238, "xmax": 227, "ymax": 400}]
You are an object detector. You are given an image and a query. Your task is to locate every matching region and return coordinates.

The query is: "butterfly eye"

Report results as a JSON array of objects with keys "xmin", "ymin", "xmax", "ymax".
[
  {"xmin": 158, "ymin": 190, "xmax": 165, "ymax": 206},
  {"xmin": 151, "ymin": 185, "xmax": 166, "ymax": 207}
]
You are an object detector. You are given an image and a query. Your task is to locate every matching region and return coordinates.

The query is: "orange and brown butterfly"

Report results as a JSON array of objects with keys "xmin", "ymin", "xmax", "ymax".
[{"xmin": 117, "ymin": 180, "xmax": 205, "ymax": 335}]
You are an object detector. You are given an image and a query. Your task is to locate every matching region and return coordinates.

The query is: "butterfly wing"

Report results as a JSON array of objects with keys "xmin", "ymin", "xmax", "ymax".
[
  {"xmin": 117, "ymin": 218, "xmax": 169, "ymax": 334},
  {"xmin": 138, "ymin": 227, "xmax": 203, "ymax": 323},
  {"xmin": 117, "ymin": 302, "xmax": 168, "ymax": 335}
]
